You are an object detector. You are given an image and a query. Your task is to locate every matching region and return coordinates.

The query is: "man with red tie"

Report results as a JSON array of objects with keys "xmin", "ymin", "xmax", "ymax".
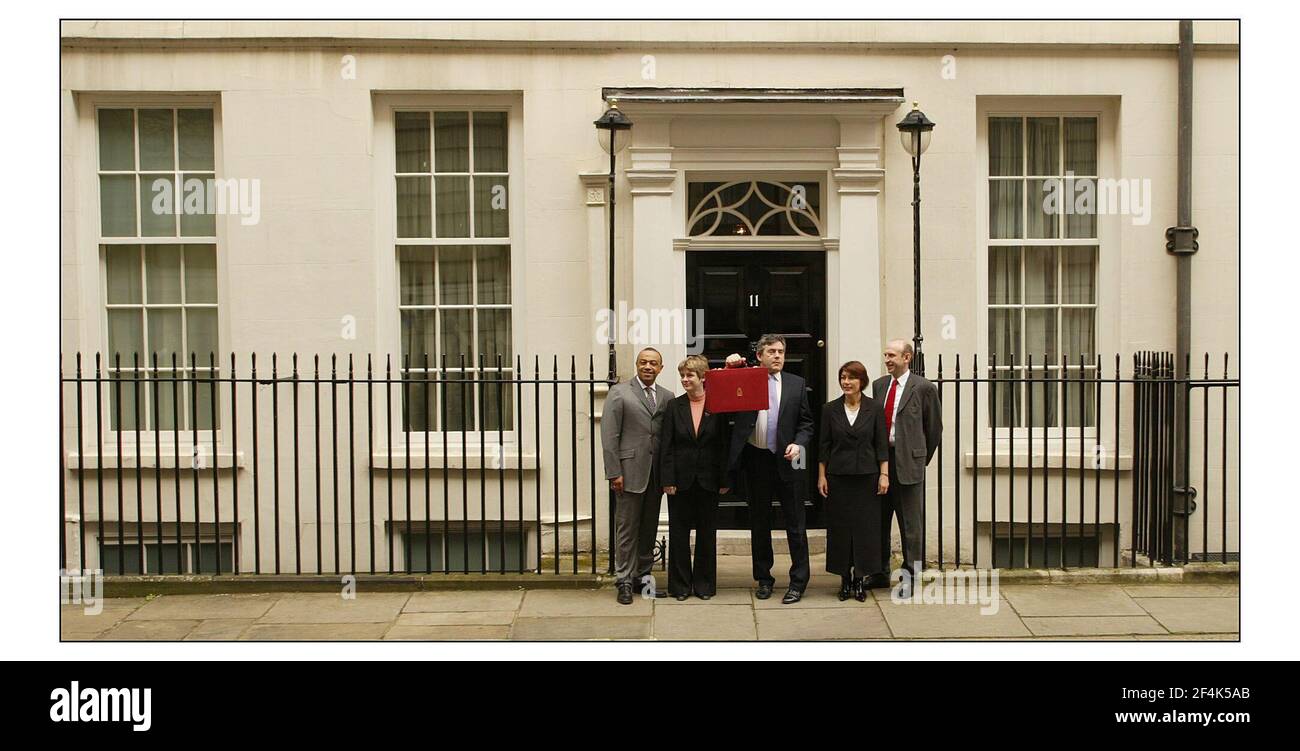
[{"xmin": 871, "ymin": 339, "xmax": 942, "ymax": 597}]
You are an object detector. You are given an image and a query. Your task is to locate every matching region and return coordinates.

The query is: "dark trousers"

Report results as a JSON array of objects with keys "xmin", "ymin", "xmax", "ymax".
[
  {"xmin": 667, "ymin": 484, "xmax": 719, "ymax": 597},
  {"xmin": 880, "ymin": 447, "xmax": 925, "ymax": 577},
  {"xmin": 612, "ymin": 472, "xmax": 664, "ymax": 586},
  {"xmin": 743, "ymin": 444, "xmax": 810, "ymax": 591}
]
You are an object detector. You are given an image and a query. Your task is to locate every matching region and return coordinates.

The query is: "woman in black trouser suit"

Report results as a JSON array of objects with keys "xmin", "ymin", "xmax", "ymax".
[
  {"xmin": 817, "ymin": 361, "xmax": 890, "ymax": 601},
  {"xmin": 658, "ymin": 355, "xmax": 733, "ymax": 600}
]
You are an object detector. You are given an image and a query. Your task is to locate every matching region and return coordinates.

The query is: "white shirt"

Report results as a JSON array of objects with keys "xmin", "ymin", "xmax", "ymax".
[
  {"xmin": 748, "ymin": 371, "xmax": 782, "ymax": 450},
  {"xmin": 844, "ymin": 402, "xmax": 860, "ymax": 426},
  {"xmin": 886, "ymin": 370, "xmax": 910, "ymax": 445}
]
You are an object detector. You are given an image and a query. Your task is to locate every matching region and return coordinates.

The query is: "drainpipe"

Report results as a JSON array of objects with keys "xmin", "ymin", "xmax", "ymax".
[{"xmin": 1167, "ymin": 19, "xmax": 1199, "ymax": 562}]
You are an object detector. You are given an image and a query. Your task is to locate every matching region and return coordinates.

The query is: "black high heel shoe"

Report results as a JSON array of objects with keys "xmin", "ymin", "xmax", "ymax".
[
  {"xmin": 837, "ymin": 577, "xmax": 853, "ymax": 601},
  {"xmin": 853, "ymin": 578, "xmax": 868, "ymax": 602}
]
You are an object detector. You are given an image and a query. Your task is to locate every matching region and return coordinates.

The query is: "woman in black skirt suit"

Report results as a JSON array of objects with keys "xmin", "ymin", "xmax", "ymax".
[
  {"xmin": 658, "ymin": 355, "xmax": 733, "ymax": 600},
  {"xmin": 817, "ymin": 361, "xmax": 890, "ymax": 601}
]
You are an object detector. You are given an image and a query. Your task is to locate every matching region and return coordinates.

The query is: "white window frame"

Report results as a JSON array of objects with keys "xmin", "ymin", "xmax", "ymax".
[
  {"xmin": 73, "ymin": 93, "xmax": 228, "ymax": 454},
  {"xmin": 976, "ymin": 97, "xmax": 1120, "ymax": 443},
  {"xmin": 373, "ymin": 94, "xmax": 524, "ymax": 451},
  {"xmin": 97, "ymin": 535, "xmax": 235, "ymax": 575}
]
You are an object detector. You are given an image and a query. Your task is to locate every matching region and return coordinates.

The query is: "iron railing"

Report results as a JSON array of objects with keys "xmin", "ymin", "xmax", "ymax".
[
  {"xmin": 926, "ymin": 352, "xmax": 1238, "ymax": 570},
  {"xmin": 60, "ymin": 350, "xmax": 1239, "ymax": 576},
  {"xmin": 60, "ymin": 352, "xmax": 612, "ymax": 577}
]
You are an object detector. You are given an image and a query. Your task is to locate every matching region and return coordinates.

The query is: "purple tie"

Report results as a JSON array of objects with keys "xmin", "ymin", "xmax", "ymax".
[{"xmin": 766, "ymin": 374, "xmax": 779, "ymax": 454}]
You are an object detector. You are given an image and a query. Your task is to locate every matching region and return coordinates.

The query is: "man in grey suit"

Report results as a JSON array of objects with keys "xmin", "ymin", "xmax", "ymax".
[
  {"xmin": 601, "ymin": 348, "xmax": 674, "ymax": 604},
  {"xmin": 872, "ymin": 339, "xmax": 942, "ymax": 598}
]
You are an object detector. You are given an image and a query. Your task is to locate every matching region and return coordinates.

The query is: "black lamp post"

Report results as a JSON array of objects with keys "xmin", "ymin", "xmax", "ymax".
[
  {"xmin": 594, "ymin": 99, "xmax": 633, "ymax": 381},
  {"xmin": 896, "ymin": 101, "xmax": 935, "ymax": 376}
]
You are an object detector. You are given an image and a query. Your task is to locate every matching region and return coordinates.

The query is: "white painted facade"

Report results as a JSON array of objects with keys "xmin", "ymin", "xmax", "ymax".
[{"xmin": 59, "ymin": 21, "xmax": 1239, "ymax": 573}]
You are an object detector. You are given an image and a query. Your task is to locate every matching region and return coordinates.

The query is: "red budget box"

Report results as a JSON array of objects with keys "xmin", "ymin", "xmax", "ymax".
[{"xmin": 704, "ymin": 366, "xmax": 768, "ymax": 414}]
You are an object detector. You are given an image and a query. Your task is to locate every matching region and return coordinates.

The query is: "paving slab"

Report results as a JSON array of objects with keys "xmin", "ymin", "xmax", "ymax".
[
  {"xmin": 654, "ymin": 588, "xmax": 753, "ymax": 606},
  {"xmin": 1001, "ymin": 585, "xmax": 1147, "ymax": 617},
  {"xmin": 518, "ymin": 589, "xmax": 651, "ymax": 618},
  {"xmin": 653, "ymin": 604, "xmax": 756, "ymax": 641},
  {"xmin": 756, "ymin": 606, "xmax": 892, "ymax": 640},
  {"xmin": 184, "ymin": 619, "xmax": 256, "ymax": 640},
  {"xmin": 385, "ymin": 625, "xmax": 512, "ymax": 640},
  {"xmin": 395, "ymin": 611, "xmax": 515, "ymax": 626},
  {"xmin": 239, "ymin": 623, "xmax": 393, "ymax": 640},
  {"xmin": 127, "ymin": 593, "xmax": 279, "ymax": 621},
  {"xmin": 1022, "ymin": 616, "xmax": 1168, "ymax": 637},
  {"xmin": 1134, "ymin": 633, "xmax": 1239, "ymax": 641},
  {"xmin": 878, "ymin": 600, "xmax": 1030, "ymax": 639},
  {"xmin": 1030, "ymin": 635, "xmax": 1140, "ymax": 641},
  {"xmin": 257, "ymin": 593, "xmax": 411, "ymax": 624},
  {"xmin": 1132, "ymin": 597, "xmax": 1240, "ymax": 634},
  {"xmin": 510, "ymin": 616, "xmax": 651, "ymax": 640},
  {"xmin": 98, "ymin": 619, "xmax": 201, "ymax": 640},
  {"xmin": 403, "ymin": 590, "xmax": 524, "ymax": 613},
  {"xmin": 61, "ymin": 598, "xmax": 146, "ymax": 638},
  {"xmin": 1120, "ymin": 584, "xmax": 1239, "ymax": 598}
]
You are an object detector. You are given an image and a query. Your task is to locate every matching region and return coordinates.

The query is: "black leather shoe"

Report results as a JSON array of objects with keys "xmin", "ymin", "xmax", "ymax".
[
  {"xmin": 755, "ymin": 583, "xmax": 774, "ymax": 600},
  {"xmin": 674, "ymin": 593, "xmax": 689, "ymax": 601},
  {"xmin": 781, "ymin": 588, "xmax": 803, "ymax": 605},
  {"xmin": 837, "ymin": 579, "xmax": 852, "ymax": 601},
  {"xmin": 697, "ymin": 593, "xmax": 712, "ymax": 601},
  {"xmin": 617, "ymin": 582, "xmax": 634, "ymax": 605},
  {"xmin": 853, "ymin": 579, "xmax": 868, "ymax": 602}
]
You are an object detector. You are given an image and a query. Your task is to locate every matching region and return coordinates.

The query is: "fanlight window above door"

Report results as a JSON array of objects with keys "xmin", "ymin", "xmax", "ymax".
[{"xmin": 686, "ymin": 180, "xmax": 823, "ymax": 237}]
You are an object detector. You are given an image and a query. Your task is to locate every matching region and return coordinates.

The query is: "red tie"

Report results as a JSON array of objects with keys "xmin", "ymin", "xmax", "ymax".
[{"xmin": 884, "ymin": 378, "xmax": 899, "ymax": 437}]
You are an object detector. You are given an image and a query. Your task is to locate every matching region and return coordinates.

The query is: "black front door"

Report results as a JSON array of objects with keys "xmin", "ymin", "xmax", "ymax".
[{"xmin": 685, "ymin": 250, "xmax": 827, "ymax": 530}]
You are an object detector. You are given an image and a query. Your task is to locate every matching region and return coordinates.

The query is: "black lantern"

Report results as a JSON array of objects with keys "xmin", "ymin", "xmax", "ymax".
[
  {"xmin": 594, "ymin": 99, "xmax": 633, "ymax": 380},
  {"xmin": 896, "ymin": 101, "xmax": 935, "ymax": 375}
]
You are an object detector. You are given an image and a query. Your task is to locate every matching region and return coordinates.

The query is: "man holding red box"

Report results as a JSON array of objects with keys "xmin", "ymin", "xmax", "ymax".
[{"xmin": 724, "ymin": 334, "xmax": 815, "ymax": 604}]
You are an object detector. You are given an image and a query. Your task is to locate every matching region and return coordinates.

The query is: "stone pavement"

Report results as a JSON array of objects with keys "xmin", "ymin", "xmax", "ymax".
[{"xmin": 62, "ymin": 554, "xmax": 1239, "ymax": 641}]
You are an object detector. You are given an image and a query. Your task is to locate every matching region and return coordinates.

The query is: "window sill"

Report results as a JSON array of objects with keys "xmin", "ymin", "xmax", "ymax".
[
  {"xmin": 65, "ymin": 451, "xmax": 245, "ymax": 470},
  {"xmin": 370, "ymin": 450, "xmax": 538, "ymax": 471},
  {"xmin": 961, "ymin": 450, "xmax": 1132, "ymax": 471}
]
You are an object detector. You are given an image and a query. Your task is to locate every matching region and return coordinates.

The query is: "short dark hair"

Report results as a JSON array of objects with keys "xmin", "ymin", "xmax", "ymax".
[
  {"xmin": 755, "ymin": 334, "xmax": 786, "ymax": 355},
  {"xmin": 635, "ymin": 347, "xmax": 663, "ymax": 365},
  {"xmin": 838, "ymin": 360, "xmax": 870, "ymax": 389}
]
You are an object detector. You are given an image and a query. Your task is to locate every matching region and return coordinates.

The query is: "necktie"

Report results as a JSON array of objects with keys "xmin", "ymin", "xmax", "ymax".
[
  {"xmin": 766, "ymin": 374, "xmax": 779, "ymax": 454},
  {"xmin": 884, "ymin": 378, "xmax": 899, "ymax": 439},
  {"xmin": 645, "ymin": 386, "xmax": 656, "ymax": 409}
]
